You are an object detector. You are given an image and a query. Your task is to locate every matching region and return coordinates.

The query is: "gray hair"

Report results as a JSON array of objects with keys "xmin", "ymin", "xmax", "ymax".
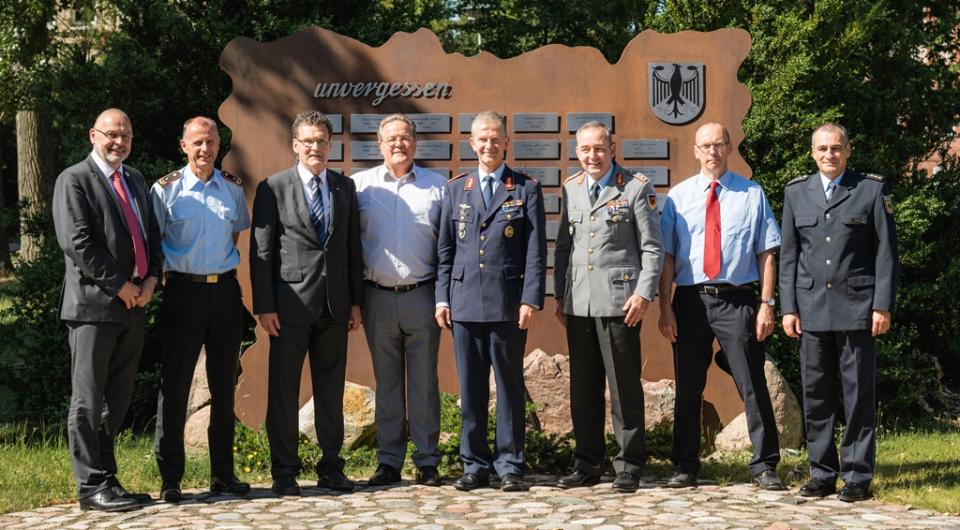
[
  {"xmin": 812, "ymin": 122, "xmax": 850, "ymax": 147},
  {"xmin": 470, "ymin": 111, "xmax": 507, "ymax": 136},
  {"xmin": 377, "ymin": 114, "xmax": 417, "ymax": 141},
  {"xmin": 575, "ymin": 120, "xmax": 613, "ymax": 145},
  {"xmin": 291, "ymin": 111, "xmax": 334, "ymax": 138}
]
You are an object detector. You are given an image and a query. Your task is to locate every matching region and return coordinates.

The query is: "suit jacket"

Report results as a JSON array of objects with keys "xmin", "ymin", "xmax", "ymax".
[
  {"xmin": 52, "ymin": 155, "xmax": 163, "ymax": 322},
  {"xmin": 779, "ymin": 170, "xmax": 898, "ymax": 331},
  {"xmin": 554, "ymin": 163, "xmax": 664, "ymax": 317},
  {"xmin": 249, "ymin": 166, "xmax": 363, "ymax": 325},
  {"xmin": 435, "ymin": 165, "xmax": 546, "ymax": 322}
]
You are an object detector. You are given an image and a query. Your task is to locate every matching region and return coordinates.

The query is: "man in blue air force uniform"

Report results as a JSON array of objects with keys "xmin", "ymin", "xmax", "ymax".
[{"xmin": 435, "ymin": 111, "xmax": 546, "ymax": 492}]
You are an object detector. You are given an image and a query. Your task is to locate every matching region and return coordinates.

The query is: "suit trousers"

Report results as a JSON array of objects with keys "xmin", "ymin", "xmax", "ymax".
[
  {"xmin": 66, "ymin": 314, "xmax": 145, "ymax": 498},
  {"xmin": 567, "ymin": 315, "xmax": 646, "ymax": 475},
  {"xmin": 800, "ymin": 329, "xmax": 876, "ymax": 484},
  {"xmin": 452, "ymin": 320, "xmax": 527, "ymax": 477},
  {"xmin": 362, "ymin": 284, "xmax": 441, "ymax": 469},
  {"xmin": 671, "ymin": 286, "xmax": 780, "ymax": 475},
  {"xmin": 266, "ymin": 297, "xmax": 348, "ymax": 480},
  {"xmin": 154, "ymin": 275, "xmax": 244, "ymax": 483}
]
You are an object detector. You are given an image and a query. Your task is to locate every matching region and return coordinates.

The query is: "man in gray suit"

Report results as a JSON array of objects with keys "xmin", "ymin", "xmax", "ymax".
[
  {"xmin": 553, "ymin": 121, "xmax": 663, "ymax": 492},
  {"xmin": 53, "ymin": 108, "xmax": 163, "ymax": 511},
  {"xmin": 250, "ymin": 111, "xmax": 363, "ymax": 496}
]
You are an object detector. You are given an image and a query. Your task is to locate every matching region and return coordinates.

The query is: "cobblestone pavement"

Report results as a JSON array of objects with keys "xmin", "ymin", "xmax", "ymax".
[{"xmin": 1, "ymin": 475, "xmax": 958, "ymax": 529}]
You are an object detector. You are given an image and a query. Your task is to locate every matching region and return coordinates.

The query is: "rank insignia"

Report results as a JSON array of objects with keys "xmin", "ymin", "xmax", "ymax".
[
  {"xmin": 647, "ymin": 194, "xmax": 658, "ymax": 210},
  {"xmin": 883, "ymin": 195, "xmax": 894, "ymax": 214},
  {"xmin": 504, "ymin": 226, "xmax": 515, "ymax": 238}
]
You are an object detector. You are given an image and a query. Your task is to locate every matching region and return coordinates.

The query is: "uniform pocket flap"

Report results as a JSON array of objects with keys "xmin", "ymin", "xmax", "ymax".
[
  {"xmin": 568, "ymin": 211, "xmax": 583, "ymax": 223},
  {"xmin": 452, "ymin": 263, "xmax": 465, "ymax": 281},
  {"xmin": 847, "ymin": 275, "xmax": 875, "ymax": 288},
  {"xmin": 795, "ymin": 216, "xmax": 817, "ymax": 227},
  {"xmin": 280, "ymin": 267, "xmax": 302, "ymax": 282},
  {"xmin": 796, "ymin": 276, "xmax": 814, "ymax": 289},
  {"xmin": 609, "ymin": 266, "xmax": 638, "ymax": 284}
]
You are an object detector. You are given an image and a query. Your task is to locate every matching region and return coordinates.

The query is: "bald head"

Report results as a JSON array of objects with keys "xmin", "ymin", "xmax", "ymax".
[
  {"xmin": 693, "ymin": 122, "xmax": 731, "ymax": 178},
  {"xmin": 90, "ymin": 108, "xmax": 133, "ymax": 168},
  {"xmin": 181, "ymin": 116, "xmax": 221, "ymax": 180}
]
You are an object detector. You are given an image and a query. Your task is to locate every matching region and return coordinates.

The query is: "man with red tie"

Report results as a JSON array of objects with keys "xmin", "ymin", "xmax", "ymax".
[
  {"xmin": 657, "ymin": 122, "xmax": 784, "ymax": 490},
  {"xmin": 53, "ymin": 108, "xmax": 163, "ymax": 511}
]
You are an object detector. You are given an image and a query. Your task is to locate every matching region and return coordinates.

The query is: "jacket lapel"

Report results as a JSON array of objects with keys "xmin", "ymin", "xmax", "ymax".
[
  {"xmin": 827, "ymin": 173, "xmax": 852, "ymax": 210},
  {"xmin": 289, "ymin": 167, "xmax": 321, "ymax": 245},
  {"xmin": 482, "ymin": 166, "xmax": 513, "ymax": 223},
  {"xmin": 807, "ymin": 173, "xmax": 828, "ymax": 211},
  {"xmin": 590, "ymin": 167, "xmax": 623, "ymax": 214},
  {"xmin": 86, "ymin": 156, "xmax": 132, "ymax": 238},
  {"xmin": 327, "ymin": 170, "xmax": 345, "ymax": 241}
]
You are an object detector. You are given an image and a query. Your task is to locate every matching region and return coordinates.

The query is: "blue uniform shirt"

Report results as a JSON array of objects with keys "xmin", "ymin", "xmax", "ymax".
[
  {"xmin": 661, "ymin": 171, "xmax": 780, "ymax": 286},
  {"xmin": 151, "ymin": 166, "xmax": 251, "ymax": 274}
]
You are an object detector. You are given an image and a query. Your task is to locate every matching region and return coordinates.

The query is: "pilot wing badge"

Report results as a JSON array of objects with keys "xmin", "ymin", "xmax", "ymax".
[{"xmin": 649, "ymin": 62, "xmax": 705, "ymax": 125}]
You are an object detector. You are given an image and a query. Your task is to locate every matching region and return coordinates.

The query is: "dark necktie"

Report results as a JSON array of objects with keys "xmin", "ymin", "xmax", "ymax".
[
  {"xmin": 111, "ymin": 170, "xmax": 147, "ymax": 278},
  {"xmin": 482, "ymin": 175, "xmax": 494, "ymax": 208},
  {"xmin": 590, "ymin": 182, "xmax": 600, "ymax": 205},
  {"xmin": 308, "ymin": 176, "xmax": 327, "ymax": 246},
  {"xmin": 703, "ymin": 180, "xmax": 721, "ymax": 280}
]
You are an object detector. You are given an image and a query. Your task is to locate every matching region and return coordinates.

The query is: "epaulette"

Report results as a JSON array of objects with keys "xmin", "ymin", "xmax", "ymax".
[
  {"xmin": 564, "ymin": 171, "xmax": 583, "ymax": 184},
  {"xmin": 449, "ymin": 172, "xmax": 468, "ymax": 181},
  {"xmin": 865, "ymin": 173, "xmax": 885, "ymax": 182},
  {"xmin": 157, "ymin": 170, "xmax": 182, "ymax": 187},
  {"xmin": 628, "ymin": 171, "xmax": 649, "ymax": 184},
  {"xmin": 786, "ymin": 174, "xmax": 811, "ymax": 186},
  {"xmin": 221, "ymin": 170, "xmax": 242, "ymax": 186}
]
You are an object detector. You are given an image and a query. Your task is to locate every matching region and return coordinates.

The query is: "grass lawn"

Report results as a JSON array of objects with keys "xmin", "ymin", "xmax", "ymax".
[{"xmin": 1, "ymin": 421, "xmax": 957, "ymax": 515}]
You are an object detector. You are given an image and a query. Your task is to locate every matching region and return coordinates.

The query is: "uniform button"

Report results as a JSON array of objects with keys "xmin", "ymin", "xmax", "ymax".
[
  {"xmin": 826, "ymin": 259, "xmax": 832, "ymax": 265},
  {"xmin": 506, "ymin": 214, "xmax": 512, "ymax": 220},
  {"xmin": 826, "ymin": 236, "xmax": 832, "ymax": 242},
  {"xmin": 481, "ymin": 222, "xmax": 487, "ymax": 228},
  {"xmin": 827, "ymin": 282, "xmax": 832, "ymax": 289},
  {"xmin": 590, "ymin": 215, "xmax": 596, "ymax": 221},
  {"xmin": 587, "ymin": 248, "xmax": 593, "ymax": 254},
  {"xmin": 826, "ymin": 213, "xmax": 832, "ymax": 219},
  {"xmin": 590, "ymin": 232, "xmax": 595, "ymax": 238},
  {"xmin": 480, "ymin": 235, "xmax": 486, "ymax": 241},
  {"xmin": 623, "ymin": 273, "xmax": 631, "ymax": 280},
  {"xmin": 479, "ymin": 263, "xmax": 485, "ymax": 270},
  {"xmin": 587, "ymin": 265, "xmax": 594, "ymax": 271},
  {"xmin": 479, "ymin": 249, "xmax": 485, "ymax": 256}
]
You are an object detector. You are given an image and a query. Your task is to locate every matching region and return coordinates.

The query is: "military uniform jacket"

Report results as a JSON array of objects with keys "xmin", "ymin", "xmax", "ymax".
[
  {"xmin": 779, "ymin": 171, "xmax": 898, "ymax": 331},
  {"xmin": 554, "ymin": 164, "xmax": 664, "ymax": 317},
  {"xmin": 435, "ymin": 165, "xmax": 546, "ymax": 322}
]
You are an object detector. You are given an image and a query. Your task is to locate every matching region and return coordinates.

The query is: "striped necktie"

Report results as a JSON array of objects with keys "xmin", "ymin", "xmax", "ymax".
[{"xmin": 308, "ymin": 175, "xmax": 327, "ymax": 246}]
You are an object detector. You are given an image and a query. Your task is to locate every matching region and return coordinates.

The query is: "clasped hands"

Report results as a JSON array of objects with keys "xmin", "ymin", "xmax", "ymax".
[{"xmin": 117, "ymin": 277, "xmax": 157, "ymax": 309}]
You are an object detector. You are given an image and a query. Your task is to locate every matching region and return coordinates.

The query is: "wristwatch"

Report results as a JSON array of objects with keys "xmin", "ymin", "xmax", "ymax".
[{"xmin": 762, "ymin": 297, "xmax": 776, "ymax": 307}]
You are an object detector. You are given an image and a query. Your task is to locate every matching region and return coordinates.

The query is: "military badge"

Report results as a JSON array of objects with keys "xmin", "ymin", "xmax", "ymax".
[
  {"xmin": 458, "ymin": 222, "xmax": 466, "ymax": 239},
  {"xmin": 504, "ymin": 226, "xmax": 515, "ymax": 238},
  {"xmin": 501, "ymin": 199, "xmax": 523, "ymax": 212},
  {"xmin": 883, "ymin": 195, "xmax": 894, "ymax": 214},
  {"xmin": 647, "ymin": 194, "xmax": 658, "ymax": 210},
  {"xmin": 649, "ymin": 62, "xmax": 705, "ymax": 125}
]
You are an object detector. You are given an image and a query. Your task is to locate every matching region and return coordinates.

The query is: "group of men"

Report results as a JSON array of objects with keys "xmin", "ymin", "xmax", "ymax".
[{"xmin": 52, "ymin": 106, "xmax": 896, "ymax": 512}]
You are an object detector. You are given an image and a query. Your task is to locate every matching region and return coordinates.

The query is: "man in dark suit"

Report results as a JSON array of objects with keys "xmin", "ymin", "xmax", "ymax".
[
  {"xmin": 250, "ymin": 111, "xmax": 363, "ymax": 496},
  {"xmin": 53, "ymin": 108, "xmax": 163, "ymax": 512},
  {"xmin": 780, "ymin": 123, "xmax": 898, "ymax": 502},
  {"xmin": 553, "ymin": 121, "xmax": 663, "ymax": 492},
  {"xmin": 435, "ymin": 111, "xmax": 546, "ymax": 492}
]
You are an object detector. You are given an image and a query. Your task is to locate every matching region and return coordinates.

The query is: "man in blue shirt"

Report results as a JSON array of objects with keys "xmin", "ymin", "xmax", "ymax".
[
  {"xmin": 151, "ymin": 116, "xmax": 251, "ymax": 502},
  {"xmin": 658, "ymin": 122, "xmax": 784, "ymax": 490}
]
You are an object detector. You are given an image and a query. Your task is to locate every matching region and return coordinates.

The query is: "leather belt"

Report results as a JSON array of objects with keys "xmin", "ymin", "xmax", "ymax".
[
  {"xmin": 365, "ymin": 278, "xmax": 434, "ymax": 293},
  {"xmin": 689, "ymin": 283, "xmax": 753, "ymax": 295},
  {"xmin": 166, "ymin": 269, "xmax": 236, "ymax": 284}
]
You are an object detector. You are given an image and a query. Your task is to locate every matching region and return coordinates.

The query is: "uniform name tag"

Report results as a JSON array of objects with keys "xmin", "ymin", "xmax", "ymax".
[{"xmin": 844, "ymin": 215, "xmax": 866, "ymax": 225}]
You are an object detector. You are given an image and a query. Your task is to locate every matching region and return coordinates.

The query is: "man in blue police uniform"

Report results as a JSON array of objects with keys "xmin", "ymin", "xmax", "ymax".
[
  {"xmin": 435, "ymin": 111, "xmax": 546, "ymax": 492},
  {"xmin": 151, "ymin": 116, "xmax": 251, "ymax": 503},
  {"xmin": 352, "ymin": 114, "xmax": 446, "ymax": 487},
  {"xmin": 658, "ymin": 122, "xmax": 785, "ymax": 491},
  {"xmin": 780, "ymin": 123, "xmax": 898, "ymax": 502},
  {"xmin": 554, "ymin": 121, "xmax": 663, "ymax": 492}
]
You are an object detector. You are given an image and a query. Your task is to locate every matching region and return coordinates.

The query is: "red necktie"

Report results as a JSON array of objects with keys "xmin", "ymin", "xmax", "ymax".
[
  {"xmin": 703, "ymin": 180, "xmax": 721, "ymax": 280},
  {"xmin": 111, "ymin": 170, "xmax": 148, "ymax": 278}
]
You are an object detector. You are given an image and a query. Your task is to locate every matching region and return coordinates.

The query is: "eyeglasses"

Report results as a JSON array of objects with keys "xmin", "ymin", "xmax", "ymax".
[
  {"xmin": 382, "ymin": 135, "xmax": 414, "ymax": 145},
  {"xmin": 696, "ymin": 142, "xmax": 729, "ymax": 153},
  {"xmin": 93, "ymin": 128, "xmax": 133, "ymax": 143},
  {"xmin": 296, "ymin": 138, "xmax": 331, "ymax": 148}
]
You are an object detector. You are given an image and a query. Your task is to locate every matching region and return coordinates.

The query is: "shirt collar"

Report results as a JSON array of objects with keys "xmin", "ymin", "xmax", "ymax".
[
  {"xmin": 181, "ymin": 165, "xmax": 221, "ymax": 190},
  {"xmin": 587, "ymin": 165, "xmax": 615, "ymax": 189},
  {"xmin": 697, "ymin": 170, "xmax": 732, "ymax": 191},
  {"xmin": 297, "ymin": 162, "xmax": 327, "ymax": 187},
  {"xmin": 90, "ymin": 150, "xmax": 122, "ymax": 180},
  {"xmin": 479, "ymin": 163, "xmax": 505, "ymax": 182},
  {"xmin": 382, "ymin": 163, "xmax": 416, "ymax": 182},
  {"xmin": 819, "ymin": 170, "xmax": 845, "ymax": 189}
]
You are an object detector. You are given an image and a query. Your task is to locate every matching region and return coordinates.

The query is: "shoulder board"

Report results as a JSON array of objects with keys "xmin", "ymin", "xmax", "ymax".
[
  {"xmin": 629, "ymin": 171, "xmax": 649, "ymax": 184},
  {"xmin": 865, "ymin": 173, "xmax": 885, "ymax": 182},
  {"xmin": 157, "ymin": 170, "xmax": 182, "ymax": 187},
  {"xmin": 449, "ymin": 172, "xmax": 468, "ymax": 182},
  {"xmin": 564, "ymin": 171, "xmax": 583, "ymax": 184},
  {"xmin": 786, "ymin": 174, "xmax": 810, "ymax": 186},
  {"xmin": 221, "ymin": 170, "xmax": 242, "ymax": 186}
]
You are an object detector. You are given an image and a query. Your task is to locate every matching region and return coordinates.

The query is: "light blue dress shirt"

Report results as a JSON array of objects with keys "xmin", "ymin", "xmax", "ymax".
[
  {"xmin": 660, "ymin": 171, "xmax": 781, "ymax": 286},
  {"xmin": 151, "ymin": 166, "xmax": 251, "ymax": 274},
  {"xmin": 819, "ymin": 170, "xmax": 845, "ymax": 197},
  {"xmin": 479, "ymin": 163, "xmax": 506, "ymax": 196},
  {"xmin": 586, "ymin": 165, "xmax": 614, "ymax": 197}
]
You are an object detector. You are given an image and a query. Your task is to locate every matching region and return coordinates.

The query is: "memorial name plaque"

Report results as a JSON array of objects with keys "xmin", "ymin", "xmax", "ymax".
[
  {"xmin": 547, "ymin": 247, "xmax": 555, "ymax": 269},
  {"xmin": 413, "ymin": 140, "xmax": 452, "ymax": 160},
  {"xmin": 424, "ymin": 167, "xmax": 451, "ymax": 178},
  {"xmin": 543, "ymin": 194, "xmax": 561, "ymax": 214},
  {"xmin": 350, "ymin": 140, "xmax": 382, "ymax": 161},
  {"xmin": 567, "ymin": 166, "xmax": 582, "ymax": 177},
  {"xmin": 516, "ymin": 167, "xmax": 559, "ymax": 186},
  {"xmin": 329, "ymin": 141, "xmax": 344, "ymax": 161},
  {"xmin": 546, "ymin": 220, "xmax": 560, "ymax": 241},
  {"xmin": 546, "ymin": 274, "xmax": 554, "ymax": 296},
  {"xmin": 410, "ymin": 113, "xmax": 451, "ymax": 133},
  {"xmin": 657, "ymin": 193, "xmax": 668, "ymax": 212},
  {"xmin": 457, "ymin": 167, "xmax": 474, "ymax": 176},
  {"xmin": 514, "ymin": 140, "xmax": 560, "ymax": 160},
  {"xmin": 458, "ymin": 140, "xmax": 477, "ymax": 160},
  {"xmin": 567, "ymin": 112, "xmax": 614, "ymax": 132},
  {"xmin": 350, "ymin": 114, "xmax": 386, "ymax": 133},
  {"xmin": 626, "ymin": 166, "xmax": 670, "ymax": 186},
  {"xmin": 622, "ymin": 139, "xmax": 669, "ymax": 159},
  {"xmin": 459, "ymin": 113, "xmax": 477, "ymax": 133},
  {"xmin": 567, "ymin": 139, "xmax": 578, "ymax": 160},
  {"xmin": 513, "ymin": 113, "xmax": 560, "ymax": 133},
  {"xmin": 328, "ymin": 114, "xmax": 344, "ymax": 134}
]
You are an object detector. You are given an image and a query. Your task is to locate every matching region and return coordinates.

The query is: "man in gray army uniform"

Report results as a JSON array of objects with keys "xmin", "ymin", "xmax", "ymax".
[
  {"xmin": 780, "ymin": 123, "xmax": 898, "ymax": 502},
  {"xmin": 553, "ymin": 121, "xmax": 663, "ymax": 493}
]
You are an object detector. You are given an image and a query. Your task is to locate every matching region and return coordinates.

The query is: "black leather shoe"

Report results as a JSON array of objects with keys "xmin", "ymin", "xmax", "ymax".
[
  {"xmin": 416, "ymin": 466, "xmax": 442, "ymax": 487},
  {"xmin": 80, "ymin": 489, "xmax": 139, "ymax": 512},
  {"xmin": 666, "ymin": 469, "xmax": 697, "ymax": 488},
  {"xmin": 753, "ymin": 469, "xmax": 786, "ymax": 491},
  {"xmin": 367, "ymin": 464, "xmax": 402, "ymax": 486},
  {"xmin": 838, "ymin": 481, "xmax": 872, "ymax": 502},
  {"xmin": 453, "ymin": 473, "xmax": 489, "ymax": 491},
  {"xmin": 798, "ymin": 477, "xmax": 837, "ymax": 497},
  {"xmin": 613, "ymin": 471, "xmax": 640, "ymax": 493},
  {"xmin": 500, "ymin": 473, "xmax": 527, "ymax": 492},
  {"xmin": 211, "ymin": 476, "xmax": 251, "ymax": 495},
  {"xmin": 271, "ymin": 478, "xmax": 301, "ymax": 496},
  {"xmin": 317, "ymin": 470, "xmax": 356, "ymax": 492},
  {"xmin": 111, "ymin": 483, "xmax": 152, "ymax": 503},
  {"xmin": 160, "ymin": 481, "xmax": 182, "ymax": 503},
  {"xmin": 558, "ymin": 469, "xmax": 601, "ymax": 489}
]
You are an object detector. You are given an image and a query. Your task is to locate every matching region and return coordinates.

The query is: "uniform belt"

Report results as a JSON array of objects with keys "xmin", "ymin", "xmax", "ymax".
[
  {"xmin": 689, "ymin": 283, "xmax": 753, "ymax": 295},
  {"xmin": 365, "ymin": 278, "xmax": 434, "ymax": 293},
  {"xmin": 166, "ymin": 270, "xmax": 236, "ymax": 284}
]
